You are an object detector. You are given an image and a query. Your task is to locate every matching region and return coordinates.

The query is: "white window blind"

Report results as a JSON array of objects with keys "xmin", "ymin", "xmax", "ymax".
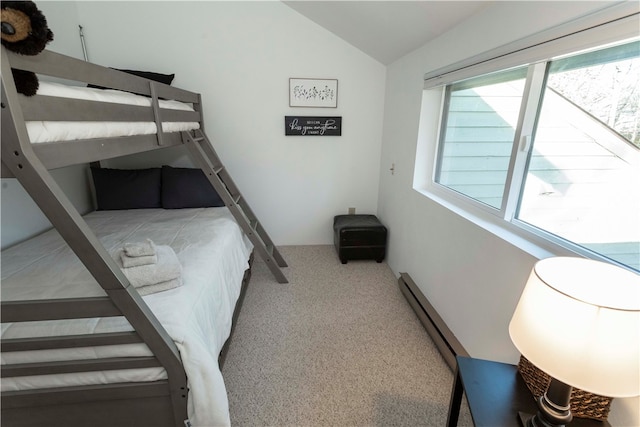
[{"xmin": 423, "ymin": 2, "xmax": 639, "ymax": 89}]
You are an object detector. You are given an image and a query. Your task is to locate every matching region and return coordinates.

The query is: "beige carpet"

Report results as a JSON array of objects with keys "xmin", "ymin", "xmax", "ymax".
[{"xmin": 222, "ymin": 245, "xmax": 472, "ymax": 426}]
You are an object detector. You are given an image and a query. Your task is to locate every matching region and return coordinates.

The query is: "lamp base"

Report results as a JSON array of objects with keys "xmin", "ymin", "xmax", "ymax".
[
  {"xmin": 518, "ymin": 411, "xmax": 569, "ymax": 427},
  {"xmin": 517, "ymin": 377, "xmax": 573, "ymax": 427}
]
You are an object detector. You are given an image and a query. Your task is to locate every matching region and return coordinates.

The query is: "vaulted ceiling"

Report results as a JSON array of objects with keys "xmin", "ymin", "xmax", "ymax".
[{"xmin": 283, "ymin": 1, "xmax": 493, "ymax": 65}]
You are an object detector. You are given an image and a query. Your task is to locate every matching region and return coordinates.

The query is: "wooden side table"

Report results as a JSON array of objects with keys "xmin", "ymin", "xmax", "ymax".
[{"xmin": 446, "ymin": 356, "xmax": 611, "ymax": 427}]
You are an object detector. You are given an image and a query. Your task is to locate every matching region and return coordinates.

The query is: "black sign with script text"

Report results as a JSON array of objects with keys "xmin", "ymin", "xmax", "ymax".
[{"xmin": 285, "ymin": 116, "xmax": 342, "ymax": 136}]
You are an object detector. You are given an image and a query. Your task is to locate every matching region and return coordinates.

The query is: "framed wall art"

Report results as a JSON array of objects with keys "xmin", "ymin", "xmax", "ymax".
[{"xmin": 289, "ymin": 78, "xmax": 338, "ymax": 108}]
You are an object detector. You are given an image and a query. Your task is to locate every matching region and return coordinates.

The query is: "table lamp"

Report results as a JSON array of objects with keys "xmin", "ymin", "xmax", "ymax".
[{"xmin": 509, "ymin": 257, "xmax": 640, "ymax": 427}]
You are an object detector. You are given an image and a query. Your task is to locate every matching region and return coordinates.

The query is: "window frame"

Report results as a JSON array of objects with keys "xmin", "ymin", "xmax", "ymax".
[
  {"xmin": 422, "ymin": 39, "xmax": 639, "ymax": 272},
  {"xmin": 423, "ymin": 4, "xmax": 639, "ymax": 89}
]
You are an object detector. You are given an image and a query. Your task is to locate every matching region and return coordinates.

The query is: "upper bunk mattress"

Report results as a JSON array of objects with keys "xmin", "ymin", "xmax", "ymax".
[{"xmin": 26, "ymin": 82, "xmax": 200, "ymax": 143}]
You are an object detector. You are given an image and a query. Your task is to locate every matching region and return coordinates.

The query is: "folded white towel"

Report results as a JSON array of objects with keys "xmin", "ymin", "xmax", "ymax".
[
  {"xmin": 123, "ymin": 239, "xmax": 156, "ymax": 257},
  {"xmin": 114, "ymin": 245, "xmax": 182, "ymax": 288},
  {"xmin": 120, "ymin": 252, "xmax": 157, "ymax": 268},
  {"xmin": 136, "ymin": 277, "xmax": 182, "ymax": 296}
]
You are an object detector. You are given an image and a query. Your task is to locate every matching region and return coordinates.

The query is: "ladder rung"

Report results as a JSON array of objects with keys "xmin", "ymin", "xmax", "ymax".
[
  {"xmin": 250, "ymin": 219, "xmax": 258, "ymax": 230},
  {"xmin": 193, "ymin": 137, "xmax": 205, "ymax": 143},
  {"xmin": 233, "ymin": 194, "xmax": 242, "ymax": 204},
  {"xmin": 266, "ymin": 244, "xmax": 274, "ymax": 256},
  {"xmin": 214, "ymin": 165, "xmax": 224, "ymax": 174}
]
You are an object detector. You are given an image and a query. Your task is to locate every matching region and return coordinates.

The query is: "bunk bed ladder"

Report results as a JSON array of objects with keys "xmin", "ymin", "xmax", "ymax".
[{"xmin": 182, "ymin": 129, "xmax": 289, "ymax": 283}]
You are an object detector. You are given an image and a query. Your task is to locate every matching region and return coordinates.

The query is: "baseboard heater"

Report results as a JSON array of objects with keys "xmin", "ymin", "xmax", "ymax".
[{"xmin": 398, "ymin": 272, "xmax": 469, "ymax": 371}]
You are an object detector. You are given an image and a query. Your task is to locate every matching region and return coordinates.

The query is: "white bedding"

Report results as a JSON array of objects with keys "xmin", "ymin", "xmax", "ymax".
[
  {"xmin": 26, "ymin": 82, "xmax": 200, "ymax": 143},
  {"xmin": 1, "ymin": 207, "xmax": 253, "ymax": 427}
]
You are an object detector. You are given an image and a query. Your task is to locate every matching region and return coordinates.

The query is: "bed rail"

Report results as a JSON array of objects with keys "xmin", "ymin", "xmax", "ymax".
[
  {"xmin": 5, "ymin": 48, "xmax": 199, "ymax": 103},
  {"xmin": 2, "ymin": 382, "xmax": 179, "ymax": 427},
  {"xmin": 1, "ymin": 46, "xmax": 203, "ymax": 176},
  {"xmin": 1, "ymin": 292, "xmax": 188, "ymax": 426}
]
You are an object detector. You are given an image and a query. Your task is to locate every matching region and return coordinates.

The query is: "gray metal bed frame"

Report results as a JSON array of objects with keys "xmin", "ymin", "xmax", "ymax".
[{"xmin": 0, "ymin": 46, "xmax": 263, "ymax": 426}]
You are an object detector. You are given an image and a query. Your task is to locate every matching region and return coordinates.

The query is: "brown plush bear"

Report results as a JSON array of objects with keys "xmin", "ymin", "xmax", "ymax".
[{"xmin": 1, "ymin": 1, "xmax": 53, "ymax": 96}]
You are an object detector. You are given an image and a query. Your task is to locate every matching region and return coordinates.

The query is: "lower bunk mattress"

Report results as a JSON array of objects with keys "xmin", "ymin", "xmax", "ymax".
[{"xmin": 1, "ymin": 207, "xmax": 254, "ymax": 426}]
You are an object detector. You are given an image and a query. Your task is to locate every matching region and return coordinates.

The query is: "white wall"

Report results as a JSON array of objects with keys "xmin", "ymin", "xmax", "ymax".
[
  {"xmin": 72, "ymin": 0, "xmax": 385, "ymax": 245},
  {"xmin": 377, "ymin": 1, "xmax": 638, "ymax": 425}
]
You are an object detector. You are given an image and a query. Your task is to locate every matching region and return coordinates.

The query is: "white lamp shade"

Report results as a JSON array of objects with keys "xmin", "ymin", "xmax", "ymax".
[{"xmin": 509, "ymin": 257, "xmax": 640, "ymax": 398}]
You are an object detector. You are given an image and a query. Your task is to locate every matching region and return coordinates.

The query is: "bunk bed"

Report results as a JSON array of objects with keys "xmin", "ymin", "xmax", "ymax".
[{"xmin": 1, "ymin": 45, "xmax": 286, "ymax": 427}]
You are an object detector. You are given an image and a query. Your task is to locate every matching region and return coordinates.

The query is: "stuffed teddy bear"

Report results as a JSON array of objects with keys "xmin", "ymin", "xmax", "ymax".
[{"xmin": 1, "ymin": 1, "xmax": 53, "ymax": 96}]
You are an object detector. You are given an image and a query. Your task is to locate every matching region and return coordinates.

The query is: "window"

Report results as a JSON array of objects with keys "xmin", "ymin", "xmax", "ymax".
[
  {"xmin": 436, "ymin": 68, "xmax": 527, "ymax": 209},
  {"xmin": 434, "ymin": 40, "xmax": 640, "ymax": 271}
]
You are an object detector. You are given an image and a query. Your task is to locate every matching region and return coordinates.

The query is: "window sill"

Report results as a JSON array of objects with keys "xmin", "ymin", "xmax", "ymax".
[{"xmin": 414, "ymin": 183, "xmax": 582, "ymax": 262}]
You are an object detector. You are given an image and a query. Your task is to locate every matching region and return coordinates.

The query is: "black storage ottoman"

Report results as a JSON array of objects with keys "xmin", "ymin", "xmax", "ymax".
[{"xmin": 333, "ymin": 214, "xmax": 387, "ymax": 264}]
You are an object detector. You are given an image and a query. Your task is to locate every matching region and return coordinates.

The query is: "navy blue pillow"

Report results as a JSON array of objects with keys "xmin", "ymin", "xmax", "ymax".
[
  {"xmin": 161, "ymin": 166, "xmax": 225, "ymax": 209},
  {"xmin": 116, "ymin": 69, "xmax": 174, "ymax": 85},
  {"xmin": 88, "ymin": 69, "xmax": 175, "ymax": 92},
  {"xmin": 91, "ymin": 167, "xmax": 162, "ymax": 210}
]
